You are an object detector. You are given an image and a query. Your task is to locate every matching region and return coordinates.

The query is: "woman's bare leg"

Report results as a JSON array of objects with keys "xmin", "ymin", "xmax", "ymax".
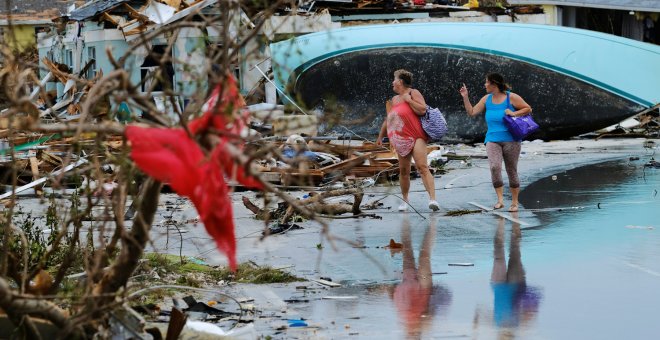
[
  {"xmin": 411, "ymin": 139, "xmax": 436, "ymax": 201},
  {"xmin": 398, "ymin": 153, "xmax": 412, "ymax": 203},
  {"xmin": 509, "ymin": 187, "xmax": 520, "ymax": 212},
  {"xmin": 494, "ymin": 186, "xmax": 504, "ymax": 209}
]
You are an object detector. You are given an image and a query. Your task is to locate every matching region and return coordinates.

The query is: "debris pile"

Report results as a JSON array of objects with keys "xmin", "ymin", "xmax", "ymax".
[
  {"xmin": 249, "ymin": 132, "xmax": 445, "ymax": 187},
  {"xmin": 595, "ymin": 104, "xmax": 660, "ymax": 139}
]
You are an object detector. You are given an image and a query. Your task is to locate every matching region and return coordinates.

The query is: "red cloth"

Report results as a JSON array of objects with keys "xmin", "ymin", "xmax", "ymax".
[
  {"xmin": 125, "ymin": 75, "xmax": 261, "ymax": 271},
  {"xmin": 386, "ymin": 101, "xmax": 427, "ymax": 157}
]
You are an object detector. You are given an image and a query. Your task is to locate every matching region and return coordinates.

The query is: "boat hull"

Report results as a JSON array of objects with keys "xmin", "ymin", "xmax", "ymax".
[
  {"xmin": 294, "ymin": 47, "xmax": 645, "ymax": 141},
  {"xmin": 270, "ymin": 23, "xmax": 660, "ymax": 142}
]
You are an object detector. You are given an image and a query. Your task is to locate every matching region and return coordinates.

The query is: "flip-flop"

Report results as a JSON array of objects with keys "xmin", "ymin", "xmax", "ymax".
[
  {"xmin": 508, "ymin": 204, "xmax": 519, "ymax": 212},
  {"xmin": 493, "ymin": 202, "xmax": 504, "ymax": 210}
]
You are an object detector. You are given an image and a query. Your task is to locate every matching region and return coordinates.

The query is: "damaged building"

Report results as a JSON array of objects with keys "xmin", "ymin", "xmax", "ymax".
[
  {"xmin": 29, "ymin": 0, "xmax": 660, "ymax": 117},
  {"xmin": 36, "ymin": 0, "xmax": 245, "ymax": 120},
  {"xmin": 509, "ymin": 0, "xmax": 659, "ymax": 43}
]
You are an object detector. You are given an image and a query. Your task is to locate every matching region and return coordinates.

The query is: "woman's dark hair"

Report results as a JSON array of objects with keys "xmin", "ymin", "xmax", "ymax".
[
  {"xmin": 487, "ymin": 73, "xmax": 509, "ymax": 92},
  {"xmin": 394, "ymin": 69, "xmax": 413, "ymax": 87}
]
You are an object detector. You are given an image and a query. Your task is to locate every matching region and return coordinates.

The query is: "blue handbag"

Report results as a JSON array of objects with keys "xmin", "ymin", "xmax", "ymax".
[
  {"xmin": 421, "ymin": 106, "xmax": 448, "ymax": 141},
  {"xmin": 503, "ymin": 92, "xmax": 539, "ymax": 140}
]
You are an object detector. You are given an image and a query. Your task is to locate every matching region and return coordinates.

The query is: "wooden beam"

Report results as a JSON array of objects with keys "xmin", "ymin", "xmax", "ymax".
[
  {"xmin": 0, "ymin": 158, "xmax": 87, "ymax": 200},
  {"xmin": 29, "ymin": 157, "xmax": 43, "ymax": 195},
  {"xmin": 160, "ymin": 0, "xmax": 182, "ymax": 9},
  {"xmin": 101, "ymin": 12, "xmax": 119, "ymax": 26},
  {"xmin": 123, "ymin": 3, "xmax": 150, "ymax": 22}
]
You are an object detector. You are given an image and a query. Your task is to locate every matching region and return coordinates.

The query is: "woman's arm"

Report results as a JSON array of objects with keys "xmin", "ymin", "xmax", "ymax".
[
  {"xmin": 404, "ymin": 89, "xmax": 427, "ymax": 115},
  {"xmin": 376, "ymin": 120, "xmax": 387, "ymax": 145},
  {"xmin": 376, "ymin": 99, "xmax": 392, "ymax": 145},
  {"xmin": 505, "ymin": 93, "xmax": 533, "ymax": 117},
  {"xmin": 459, "ymin": 83, "xmax": 486, "ymax": 117}
]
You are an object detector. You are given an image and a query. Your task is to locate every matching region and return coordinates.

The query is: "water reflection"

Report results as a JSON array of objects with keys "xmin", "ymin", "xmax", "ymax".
[
  {"xmin": 392, "ymin": 217, "xmax": 452, "ymax": 339},
  {"xmin": 490, "ymin": 214, "xmax": 542, "ymax": 335},
  {"xmin": 520, "ymin": 160, "xmax": 638, "ymax": 211}
]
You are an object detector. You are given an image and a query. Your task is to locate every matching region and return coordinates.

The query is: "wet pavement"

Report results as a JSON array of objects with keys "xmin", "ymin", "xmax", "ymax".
[
  {"xmin": 10, "ymin": 138, "xmax": 660, "ymax": 339},
  {"xmin": 210, "ymin": 138, "xmax": 658, "ymax": 339}
]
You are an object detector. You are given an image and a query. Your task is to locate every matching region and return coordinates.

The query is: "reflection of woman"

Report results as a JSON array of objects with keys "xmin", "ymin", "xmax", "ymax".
[
  {"xmin": 393, "ymin": 217, "xmax": 451, "ymax": 339},
  {"xmin": 491, "ymin": 214, "xmax": 542, "ymax": 331},
  {"xmin": 377, "ymin": 69, "xmax": 439, "ymax": 212},
  {"xmin": 459, "ymin": 73, "xmax": 532, "ymax": 212}
]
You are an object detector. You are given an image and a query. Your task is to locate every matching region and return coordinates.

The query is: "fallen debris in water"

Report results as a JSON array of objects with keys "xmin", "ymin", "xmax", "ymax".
[
  {"xmin": 595, "ymin": 104, "xmax": 660, "ymax": 139},
  {"xmin": 645, "ymin": 160, "xmax": 660, "ymax": 168},
  {"xmin": 243, "ymin": 188, "xmax": 369, "ymax": 228},
  {"xmin": 384, "ymin": 239, "xmax": 403, "ymax": 249},
  {"xmin": 310, "ymin": 278, "xmax": 341, "ymax": 287},
  {"xmin": 322, "ymin": 295, "xmax": 358, "ymax": 300},
  {"xmin": 262, "ymin": 222, "xmax": 303, "ymax": 235},
  {"xmin": 445, "ymin": 209, "xmax": 482, "ymax": 216}
]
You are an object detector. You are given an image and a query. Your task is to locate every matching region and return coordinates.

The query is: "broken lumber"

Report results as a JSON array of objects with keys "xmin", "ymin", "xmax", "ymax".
[
  {"xmin": 0, "ymin": 158, "xmax": 87, "ymax": 200},
  {"xmin": 29, "ymin": 157, "xmax": 43, "ymax": 195}
]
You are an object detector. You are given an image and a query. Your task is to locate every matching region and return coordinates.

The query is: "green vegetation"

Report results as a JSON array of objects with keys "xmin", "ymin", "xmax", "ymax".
[
  {"xmin": 142, "ymin": 253, "xmax": 303, "ymax": 284},
  {"xmin": 213, "ymin": 262, "xmax": 304, "ymax": 284}
]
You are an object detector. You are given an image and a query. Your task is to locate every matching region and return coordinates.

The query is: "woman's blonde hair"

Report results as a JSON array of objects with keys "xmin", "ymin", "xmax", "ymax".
[{"xmin": 394, "ymin": 69, "xmax": 413, "ymax": 87}]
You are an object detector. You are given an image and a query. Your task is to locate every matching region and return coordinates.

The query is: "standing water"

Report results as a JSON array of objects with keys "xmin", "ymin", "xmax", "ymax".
[{"xmin": 293, "ymin": 157, "xmax": 659, "ymax": 339}]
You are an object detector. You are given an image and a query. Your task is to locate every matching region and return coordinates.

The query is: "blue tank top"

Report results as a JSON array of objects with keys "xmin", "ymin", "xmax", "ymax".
[{"xmin": 484, "ymin": 93, "xmax": 518, "ymax": 143}]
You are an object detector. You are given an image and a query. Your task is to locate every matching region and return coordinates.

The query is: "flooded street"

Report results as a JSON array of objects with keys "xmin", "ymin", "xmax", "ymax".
[
  {"xmin": 8, "ymin": 139, "xmax": 658, "ymax": 339},
  {"xmin": 223, "ymin": 140, "xmax": 660, "ymax": 339},
  {"xmin": 257, "ymin": 159, "xmax": 658, "ymax": 339},
  {"xmin": 1, "ymin": 1, "xmax": 658, "ymax": 335}
]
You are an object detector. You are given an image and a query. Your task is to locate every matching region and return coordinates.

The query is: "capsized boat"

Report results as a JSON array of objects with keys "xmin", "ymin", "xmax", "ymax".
[{"xmin": 270, "ymin": 22, "xmax": 660, "ymax": 142}]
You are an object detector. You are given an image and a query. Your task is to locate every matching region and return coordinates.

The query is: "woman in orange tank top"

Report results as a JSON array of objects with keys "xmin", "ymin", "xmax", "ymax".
[{"xmin": 377, "ymin": 69, "xmax": 439, "ymax": 212}]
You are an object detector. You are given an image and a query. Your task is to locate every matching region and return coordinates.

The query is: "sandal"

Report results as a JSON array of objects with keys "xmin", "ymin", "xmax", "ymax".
[
  {"xmin": 508, "ymin": 204, "xmax": 519, "ymax": 212},
  {"xmin": 493, "ymin": 202, "xmax": 504, "ymax": 210}
]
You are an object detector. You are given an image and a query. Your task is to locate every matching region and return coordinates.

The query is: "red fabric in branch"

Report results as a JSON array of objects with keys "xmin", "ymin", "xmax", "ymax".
[{"xmin": 125, "ymin": 75, "xmax": 261, "ymax": 271}]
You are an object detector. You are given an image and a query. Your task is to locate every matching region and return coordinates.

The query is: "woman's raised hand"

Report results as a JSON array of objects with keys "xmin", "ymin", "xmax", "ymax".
[{"xmin": 459, "ymin": 83, "xmax": 469, "ymax": 98}]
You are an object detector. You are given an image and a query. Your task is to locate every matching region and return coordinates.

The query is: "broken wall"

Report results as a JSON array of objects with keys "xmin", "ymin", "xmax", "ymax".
[{"xmin": 35, "ymin": 5, "xmax": 240, "ymax": 119}]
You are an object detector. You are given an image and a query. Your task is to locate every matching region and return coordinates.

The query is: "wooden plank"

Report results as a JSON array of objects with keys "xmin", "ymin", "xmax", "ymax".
[
  {"xmin": 0, "ymin": 158, "xmax": 87, "ymax": 200},
  {"xmin": 29, "ymin": 157, "xmax": 43, "ymax": 195},
  {"xmin": 467, "ymin": 202, "xmax": 530, "ymax": 226},
  {"xmin": 492, "ymin": 211, "xmax": 530, "ymax": 226},
  {"xmin": 310, "ymin": 278, "xmax": 340, "ymax": 287},
  {"xmin": 124, "ymin": 28, "xmax": 147, "ymax": 36},
  {"xmin": 40, "ymin": 151, "xmax": 63, "ymax": 167},
  {"xmin": 160, "ymin": 0, "xmax": 182, "ymax": 8},
  {"xmin": 29, "ymin": 72, "xmax": 52, "ymax": 101},
  {"xmin": 123, "ymin": 3, "xmax": 149, "ymax": 22},
  {"xmin": 320, "ymin": 153, "xmax": 372, "ymax": 173},
  {"xmin": 101, "ymin": 12, "xmax": 119, "ymax": 26},
  {"xmin": 259, "ymin": 172, "xmax": 282, "ymax": 183},
  {"xmin": 119, "ymin": 18, "xmax": 139, "ymax": 29},
  {"xmin": 468, "ymin": 201, "xmax": 491, "ymax": 211},
  {"xmin": 41, "ymin": 58, "xmax": 70, "ymax": 84},
  {"xmin": 0, "ymin": 117, "xmax": 24, "ymax": 129}
]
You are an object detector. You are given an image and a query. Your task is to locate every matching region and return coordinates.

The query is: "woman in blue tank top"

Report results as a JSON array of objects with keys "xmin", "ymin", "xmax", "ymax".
[{"xmin": 459, "ymin": 73, "xmax": 532, "ymax": 212}]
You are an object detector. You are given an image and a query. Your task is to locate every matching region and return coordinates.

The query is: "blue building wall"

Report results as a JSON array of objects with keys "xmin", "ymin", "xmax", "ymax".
[{"xmin": 37, "ymin": 22, "xmax": 213, "ymax": 119}]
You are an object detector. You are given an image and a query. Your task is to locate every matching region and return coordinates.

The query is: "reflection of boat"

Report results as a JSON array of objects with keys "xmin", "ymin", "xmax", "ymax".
[{"xmin": 270, "ymin": 23, "xmax": 660, "ymax": 142}]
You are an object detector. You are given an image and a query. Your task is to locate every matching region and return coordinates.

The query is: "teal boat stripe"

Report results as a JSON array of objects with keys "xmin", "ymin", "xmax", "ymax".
[{"xmin": 293, "ymin": 43, "xmax": 653, "ymax": 107}]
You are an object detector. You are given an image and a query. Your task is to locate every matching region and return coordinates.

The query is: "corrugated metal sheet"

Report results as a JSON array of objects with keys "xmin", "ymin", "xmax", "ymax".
[
  {"xmin": 508, "ymin": 0, "xmax": 660, "ymax": 12},
  {"xmin": 67, "ymin": 0, "xmax": 132, "ymax": 21}
]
